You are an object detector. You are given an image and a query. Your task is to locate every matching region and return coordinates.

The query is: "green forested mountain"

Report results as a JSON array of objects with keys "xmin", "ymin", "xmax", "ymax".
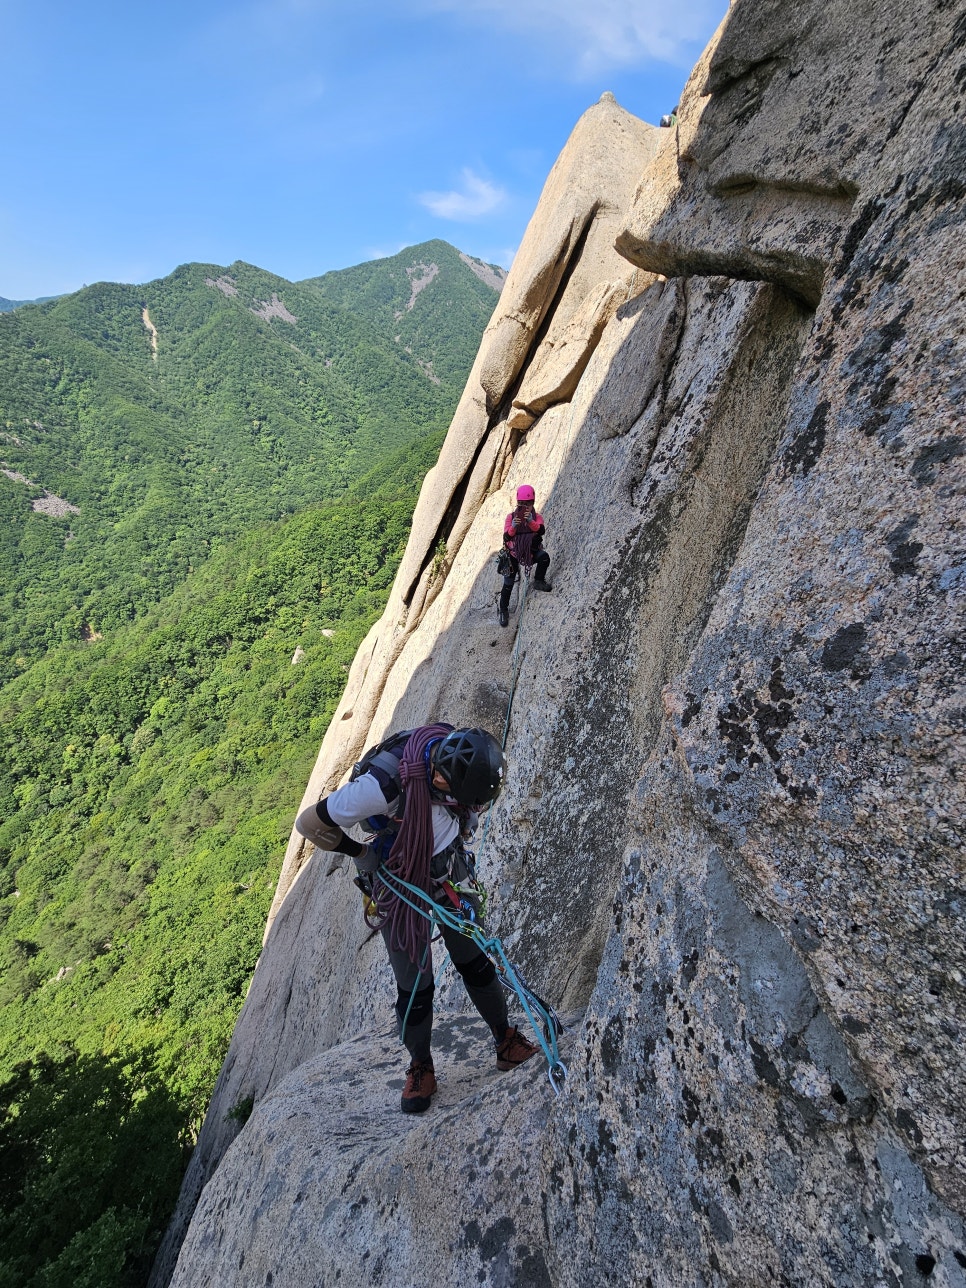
[
  {"xmin": 0, "ymin": 242, "xmax": 499, "ymax": 1287},
  {"xmin": 0, "ymin": 295, "xmax": 62, "ymax": 313},
  {"xmin": 302, "ymin": 242, "xmax": 505, "ymax": 389},
  {"xmin": 0, "ymin": 240, "xmax": 500, "ymax": 680}
]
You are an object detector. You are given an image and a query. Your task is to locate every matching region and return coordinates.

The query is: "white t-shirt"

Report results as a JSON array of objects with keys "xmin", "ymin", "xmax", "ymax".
[{"xmin": 326, "ymin": 773, "xmax": 462, "ymax": 856}]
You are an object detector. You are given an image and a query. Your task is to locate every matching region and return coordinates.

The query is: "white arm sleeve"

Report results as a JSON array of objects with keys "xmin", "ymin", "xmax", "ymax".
[
  {"xmin": 326, "ymin": 774, "xmax": 393, "ymax": 830},
  {"xmin": 328, "ymin": 775, "xmax": 461, "ymax": 856}
]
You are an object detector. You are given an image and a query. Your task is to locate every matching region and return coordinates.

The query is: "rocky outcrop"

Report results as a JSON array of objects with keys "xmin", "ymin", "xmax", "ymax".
[
  {"xmin": 616, "ymin": 0, "xmax": 951, "ymax": 307},
  {"xmin": 458, "ymin": 251, "xmax": 508, "ymax": 295},
  {"xmin": 154, "ymin": 2, "xmax": 965, "ymax": 1284},
  {"xmin": 476, "ymin": 91, "xmax": 659, "ymax": 419},
  {"xmin": 265, "ymin": 91, "xmax": 661, "ymax": 926}
]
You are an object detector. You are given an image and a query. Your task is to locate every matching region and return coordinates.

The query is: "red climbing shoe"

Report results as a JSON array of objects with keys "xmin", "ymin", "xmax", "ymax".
[
  {"xmin": 401, "ymin": 1057, "xmax": 437, "ymax": 1113},
  {"xmin": 496, "ymin": 1026, "xmax": 539, "ymax": 1071}
]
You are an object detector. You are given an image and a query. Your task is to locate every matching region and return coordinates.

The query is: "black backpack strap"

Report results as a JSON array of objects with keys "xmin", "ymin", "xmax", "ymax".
[
  {"xmin": 351, "ymin": 723, "xmax": 457, "ymax": 809},
  {"xmin": 351, "ymin": 729, "xmax": 413, "ymax": 806}
]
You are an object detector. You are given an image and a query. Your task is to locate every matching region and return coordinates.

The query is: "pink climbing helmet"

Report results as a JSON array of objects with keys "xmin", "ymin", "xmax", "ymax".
[{"xmin": 516, "ymin": 484, "xmax": 535, "ymax": 503}]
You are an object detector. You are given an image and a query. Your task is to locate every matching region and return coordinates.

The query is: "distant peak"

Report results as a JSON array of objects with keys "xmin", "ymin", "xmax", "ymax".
[
  {"xmin": 458, "ymin": 252, "xmax": 507, "ymax": 294},
  {"xmin": 599, "ymin": 91, "xmax": 616, "ymax": 103}
]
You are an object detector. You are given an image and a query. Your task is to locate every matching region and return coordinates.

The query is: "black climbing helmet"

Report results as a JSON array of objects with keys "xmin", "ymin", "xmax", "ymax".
[{"xmin": 432, "ymin": 728, "xmax": 506, "ymax": 807}]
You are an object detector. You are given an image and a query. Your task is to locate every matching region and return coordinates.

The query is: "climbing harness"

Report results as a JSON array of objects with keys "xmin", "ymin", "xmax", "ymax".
[
  {"xmin": 438, "ymin": 873, "xmax": 487, "ymax": 923},
  {"xmin": 375, "ymin": 863, "xmax": 568, "ymax": 1094}
]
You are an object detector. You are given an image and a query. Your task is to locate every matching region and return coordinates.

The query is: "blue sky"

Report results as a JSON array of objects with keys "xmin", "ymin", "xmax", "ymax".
[{"xmin": 1, "ymin": 0, "xmax": 723, "ymax": 299}]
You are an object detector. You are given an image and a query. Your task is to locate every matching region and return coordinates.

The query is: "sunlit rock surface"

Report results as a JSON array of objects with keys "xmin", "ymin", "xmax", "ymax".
[{"xmin": 154, "ymin": 1, "xmax": 965, "ymax": 1283}]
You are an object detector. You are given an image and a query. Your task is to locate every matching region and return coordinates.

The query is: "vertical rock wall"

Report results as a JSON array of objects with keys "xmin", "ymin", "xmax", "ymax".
[
  {"xmin": 547, "ymin": 0, "xmax": 966, "ymax": 1280},
  {"xmin": 154, "ymin": 2, "xmax": 964, "ymax": 1284}
]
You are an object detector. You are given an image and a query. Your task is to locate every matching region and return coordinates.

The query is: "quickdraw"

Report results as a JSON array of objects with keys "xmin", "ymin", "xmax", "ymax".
[
  {"xmin": 373, "ymin": 864, "xmax": 567, "ymax": 1094},
  {"xmin": 438, "ymin": 879, "xmax": 478, "ymax": 924}
]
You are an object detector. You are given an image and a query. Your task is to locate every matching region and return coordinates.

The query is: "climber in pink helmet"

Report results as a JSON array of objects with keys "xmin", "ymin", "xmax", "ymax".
[{"xmin": 499, "ymin": 484, "xmax": 551, "ymax": 628}]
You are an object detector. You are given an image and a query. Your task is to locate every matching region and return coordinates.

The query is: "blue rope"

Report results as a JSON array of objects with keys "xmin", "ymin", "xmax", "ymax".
[
  {"xmin": 375, "ymin": 865, "xmax": 567, "ymax": 1092},
  {"xmin": 472, "ymin": 569, "xmax": 531, "ymax": 868}
]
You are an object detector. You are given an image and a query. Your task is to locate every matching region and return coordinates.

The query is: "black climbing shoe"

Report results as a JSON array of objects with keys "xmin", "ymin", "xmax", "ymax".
[
  {"xmin": 401, "ymin": 1057, "xmax": 437, "ymax": 1113},
  {"xmin": 499, "ymin": 607, "xmax": 509, "ymax": 628},
  {"xmin": 534, "ymin": 578, "xmax": 552, "ymax": 592}
]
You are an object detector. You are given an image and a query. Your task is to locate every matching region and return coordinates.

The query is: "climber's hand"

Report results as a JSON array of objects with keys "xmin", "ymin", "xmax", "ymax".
[
  {"xmin": 352, "ymin": 841, "xmax": 380, "ymax": 873},
  {"xmin": 353, "ymin": 873, "xmax": 378, "ymax": 918}
]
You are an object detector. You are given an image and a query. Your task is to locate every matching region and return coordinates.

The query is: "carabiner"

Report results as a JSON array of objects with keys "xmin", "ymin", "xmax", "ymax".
[{"xmin": 547, "ymin": 1062, "xmax": 568, "ymax": 1095}]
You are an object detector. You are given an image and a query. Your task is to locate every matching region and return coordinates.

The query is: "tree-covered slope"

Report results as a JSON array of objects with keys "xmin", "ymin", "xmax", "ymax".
[
  {"xmin": 0, "ymin": 241, "xmax": 495, "ymax": 1286},
  {"xmin": 0, "ymin": 428, "xmax": 445, "ymax": 1288},
  {"xmin": 300, "ymin": 239, "xmax": 506, "ymax": 389},
  {"xmin": 0, "ymin": 242, "xmax": 499, "ymax": 681}
]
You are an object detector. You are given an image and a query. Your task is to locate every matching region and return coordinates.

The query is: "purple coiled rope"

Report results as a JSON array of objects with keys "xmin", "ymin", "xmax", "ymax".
[
  {"xmin": 373, "ymin": 723, "xmax": 453, "ymax": 964},
  {"xmin": 514, "ymin": 528, "xmax": 536, "ymax": 574}
]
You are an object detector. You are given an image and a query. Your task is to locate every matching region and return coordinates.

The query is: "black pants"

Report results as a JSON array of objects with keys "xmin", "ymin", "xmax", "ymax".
[
  {"xmin": 499, "ymin": 551, "xmax": 550, "ymax": 611},
  {"xmin": 383, "ymin": 852, "xmax": 507, "ymax": 1061},
  {"xmin": 385, "ymin": 918, "xmax": 507, "ymax": 1061}
]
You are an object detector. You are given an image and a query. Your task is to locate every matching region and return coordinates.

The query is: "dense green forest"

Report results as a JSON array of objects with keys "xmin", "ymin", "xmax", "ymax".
[
  {"xmin": 0, "ymin": 240, "xmax": 496, "ymax": 681},
  {"xmin": 0, "ymin": 242, "xmax": 498, "ymax": 1286},
  {"xmin": 0, "ymin": 295, "xmax": 61, "ymax": 313}
]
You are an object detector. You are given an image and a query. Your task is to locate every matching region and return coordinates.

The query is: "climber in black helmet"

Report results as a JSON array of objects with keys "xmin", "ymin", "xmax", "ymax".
[
  {"xmin": 498, "ymin": 483, "xmax": 552, "ymax": 628},
  {"xmin": 295, "ymin": 724, "xmax": 538, "ymax": 1113}
]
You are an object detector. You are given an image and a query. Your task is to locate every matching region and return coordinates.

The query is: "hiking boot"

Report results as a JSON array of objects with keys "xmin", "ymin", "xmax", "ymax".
[
  {"xmin": 499, "ymin": 607, "xmax": 509, "ymax": 628},
  {"xmin": 401, "ymin": 1057, "xmax": 437, "ymax": 1113},
  {"xmin": 534, "ymin": 578, "xmax": 552, "ymax": 592},
  {"xmin": 496, "ymin": 1026, "xmax": 539, "ymax": 1071}
]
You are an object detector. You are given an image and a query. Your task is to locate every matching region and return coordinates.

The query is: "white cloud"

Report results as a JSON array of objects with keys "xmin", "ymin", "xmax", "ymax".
[
  {"xmin": 418, "ymin": 168, "xmax": 508, "ymax": 221},
  {"xmin": 421, "ymin": 0, "xmax": 720, "ymax": 72}
]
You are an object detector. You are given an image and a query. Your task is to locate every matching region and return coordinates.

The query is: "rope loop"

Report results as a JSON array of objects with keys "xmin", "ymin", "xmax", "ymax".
[{"xmin": 376, "ymin": 724, "xmax": 452, "ymax": 964}]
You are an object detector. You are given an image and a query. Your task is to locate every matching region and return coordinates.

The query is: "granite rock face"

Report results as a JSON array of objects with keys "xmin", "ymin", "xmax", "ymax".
[
  {"xmin": 170, "ymin": 1019, "xmax": 557, "ymax": 1288},
  {"xmin": 616, "ymin": 0, "xmax": 958, "ymax": 307},
  {"xmin": 155, "ymin": 2, "xmax": 964, "ymax": 1284},
  {"xmin": 263, "ymin": 92, "xmax": 661, "ymax": 925},
  {"xmin": 609, "ymin": 0, "xmax": 966, "ymax": 1220}
]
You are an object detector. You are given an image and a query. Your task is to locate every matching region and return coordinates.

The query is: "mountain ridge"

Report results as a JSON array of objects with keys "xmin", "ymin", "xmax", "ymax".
[
  {"xmin": 0, "ymin": 240, "xmax": 499, "ymax": 682},
  {"xmin": 0, "ymin": 294, "xmax": 61, "ymax": 313}
]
